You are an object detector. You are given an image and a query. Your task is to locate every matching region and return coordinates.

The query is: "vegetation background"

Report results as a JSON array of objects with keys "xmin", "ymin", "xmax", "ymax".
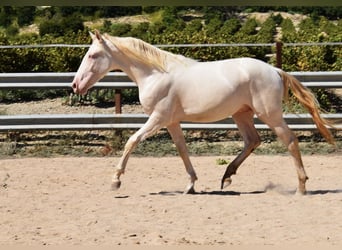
[{"xmin": 0, "ymin": 6, "xmax": 341, "ymax": 106}]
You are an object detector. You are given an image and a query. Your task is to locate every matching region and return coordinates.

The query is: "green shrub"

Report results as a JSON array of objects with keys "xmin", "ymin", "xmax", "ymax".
[
  {"xmin": 239, "ymin": 18, "xmax": 258, "ymax": 35},
  {"xmin": 184, "ymin": 19, "xmax": 203, "ymax": 33},
  {"xmin": 257, "ymin": 16, "xmax": 276, "ymax": 43},
  {"xmin": 205, "ymin": 17, "xmax": 223, "ymax": 35},
  {"xmin": 16, "ymin": 6, "xmax": 36, "ymax": 27},
  {"xmin": 39, "ymin": 14, "xmax": 84, "ymax": 37},
  {"xmin": 110, "ymin": 23, "xmax": 132, "ymax": 36},
  {"xmin": 130, "ymin": 22, "xmax": 150, "ymax": 40},
  {"xmin": 220, "ymin": 18, "xmax": 241, "ymax": 36}
]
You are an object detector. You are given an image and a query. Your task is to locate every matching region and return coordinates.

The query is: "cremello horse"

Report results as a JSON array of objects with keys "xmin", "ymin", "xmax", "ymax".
[{"xmin": 72, "ymin": 31, "xmax": 335, "ymax": 195}]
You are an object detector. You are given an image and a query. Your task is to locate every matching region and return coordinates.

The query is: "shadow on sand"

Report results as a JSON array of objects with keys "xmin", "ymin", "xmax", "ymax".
[
  {"xmin": 307, "ymin": 189, "xmax": 342, "ymax": 195},
  {"xmin": 149, "ymin": 190, "xmax": 265, "ymax": 196},
  {"xmin": 148, "ymin": 188, "xmax": 342, "ymax": 196}
]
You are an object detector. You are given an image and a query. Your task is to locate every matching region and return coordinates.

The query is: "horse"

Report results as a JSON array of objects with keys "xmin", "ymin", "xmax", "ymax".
[{"xmin": 71, "ymin": 30, "xmax": 335, "ymax": 195}]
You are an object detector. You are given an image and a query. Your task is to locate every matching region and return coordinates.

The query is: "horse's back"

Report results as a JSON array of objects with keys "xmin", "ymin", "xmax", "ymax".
[{"xmin": 180, "ymin": 57, "xmax": 283, "ymax": 99}]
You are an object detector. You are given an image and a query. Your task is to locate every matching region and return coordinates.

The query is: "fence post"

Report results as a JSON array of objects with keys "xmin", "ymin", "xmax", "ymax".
[
  {"xmin": 115, "ymin": 89, "xmax": 122, "ymax": 114},
  {"xmin": 276, "ymin": 41, "xmax": 283, "ymax": 69}
]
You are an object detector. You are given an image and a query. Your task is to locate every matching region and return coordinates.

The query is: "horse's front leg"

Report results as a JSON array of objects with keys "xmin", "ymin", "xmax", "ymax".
[
  {"xmin": 167, "ymin": 123, "xmax": 198, "ymax": 194},
  {"xmin": 111, "ymin": 115, "xmax": 165, "ymax": 190}
]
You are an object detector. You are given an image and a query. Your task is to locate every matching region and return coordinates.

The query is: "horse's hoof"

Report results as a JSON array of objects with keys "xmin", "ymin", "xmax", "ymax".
[
  {"xmin": 111, "ymin": 180, "xmax": 121, "ymax": 191},
  {"xmin": 295, "ymin": 188, "xmax": 307, "ymax": 196},
  {"xmin": 221, "ymin": 177, "xmax": 232, "ymax": 190},
  {"xmin": 184, "ymin": 184, "xmax": 196, "ymax": 194}
]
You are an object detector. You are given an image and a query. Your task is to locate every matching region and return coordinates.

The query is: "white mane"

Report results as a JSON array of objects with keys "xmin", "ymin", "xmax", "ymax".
[{"xmin": 104, "ymin": 34, "xmax": 196, "ymax": 72}]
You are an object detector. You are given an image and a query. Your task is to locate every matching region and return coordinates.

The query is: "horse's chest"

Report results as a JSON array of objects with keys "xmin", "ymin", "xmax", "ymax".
[
  {"xmin": 138, "ymin": 83, "xmax": 171, "ymax": 115},
  {"xmin": 140, "ymin": 99, "xmax": 154, "ymax": 115}
]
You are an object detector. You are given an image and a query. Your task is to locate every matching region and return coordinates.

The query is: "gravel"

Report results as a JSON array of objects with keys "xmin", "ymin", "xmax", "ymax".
[{"xmin": 0, "ymin": 98, "xmax": 144, "ymax": 115}]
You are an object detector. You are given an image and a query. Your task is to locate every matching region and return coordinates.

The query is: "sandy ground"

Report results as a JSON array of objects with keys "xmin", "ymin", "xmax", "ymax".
[{"xmin": 0, "ymin": 154, "xmax": 341, "ymax": 246}]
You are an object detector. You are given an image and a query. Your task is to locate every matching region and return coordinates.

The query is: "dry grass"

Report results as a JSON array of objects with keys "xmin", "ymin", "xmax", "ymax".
[{"xmin": 0, "ymin": 129, "xmax": 340, "ymax": 158}]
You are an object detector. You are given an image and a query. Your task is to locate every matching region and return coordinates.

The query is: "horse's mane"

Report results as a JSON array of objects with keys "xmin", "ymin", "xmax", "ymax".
[{"xmin": 104, "ymin": 34, "xmax": 196, "ymax": 72}]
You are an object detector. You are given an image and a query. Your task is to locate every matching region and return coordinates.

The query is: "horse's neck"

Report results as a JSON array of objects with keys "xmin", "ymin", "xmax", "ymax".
[
  {"xmin": 118, "ymin": 55, "xmax": 195, "ymax": 86},
  {"xmin": 122, "ymin": 63, "xmax": 153, "ymax": 85},
  {"xmin": 116, "ymin": 55, "xmax": 163, "ymax": 86}
]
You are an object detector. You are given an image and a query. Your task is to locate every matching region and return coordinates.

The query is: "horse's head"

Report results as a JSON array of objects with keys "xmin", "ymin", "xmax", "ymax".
[{"xmin": 72, "ymin": 30, "xmax": 116, "ymax": 95}]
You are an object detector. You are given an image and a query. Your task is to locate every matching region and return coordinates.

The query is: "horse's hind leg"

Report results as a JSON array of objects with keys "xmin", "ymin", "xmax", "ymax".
[
  {"xmin": 221, "ymin": 109, "xmax": 261, "ymax": 189},
  {"xmin": 258, "ymin": 112, "xmax": 308, "ymax": 195}
]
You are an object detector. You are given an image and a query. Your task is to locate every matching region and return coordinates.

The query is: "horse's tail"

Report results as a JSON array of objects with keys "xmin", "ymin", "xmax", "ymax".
[{"xmin": 277, "ymin": 69, "xmax": 335, "ymax": 145}]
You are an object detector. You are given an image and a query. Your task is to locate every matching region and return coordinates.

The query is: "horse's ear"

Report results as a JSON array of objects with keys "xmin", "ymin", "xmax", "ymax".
[
  {"xmin": 89, "ymin": 30, "xmax": 103, "ymax": 42},
  {"xmin": 95, "ymin": 30, "xmax": 103, "ymax": 42},
  {"xmin": 89, "ymin": 31, "xmax": 96, "ymax": 40}
]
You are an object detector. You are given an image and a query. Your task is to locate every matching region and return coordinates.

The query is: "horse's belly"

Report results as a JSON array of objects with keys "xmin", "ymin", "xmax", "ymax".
[
  {"xmin": 180, "ymin": 90, "xmax": 244, "ymax": 122},
  {"xmin": 181, "ymin": 103, "xmax": 237, "ymax": 122},
  {"xmin": 172, "ymin": 60, "xmax": 252, "ymax": 122}
]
